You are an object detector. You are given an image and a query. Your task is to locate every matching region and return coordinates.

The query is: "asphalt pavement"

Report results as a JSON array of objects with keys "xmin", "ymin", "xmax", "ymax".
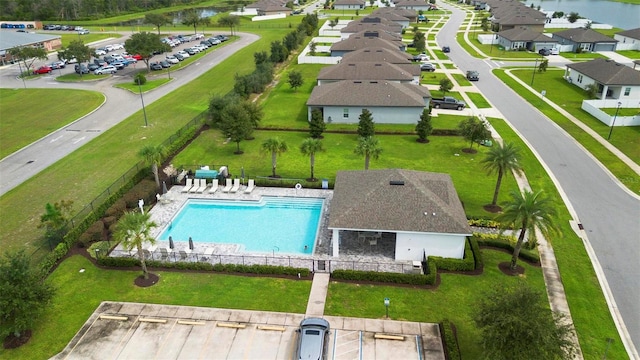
[{"xmin": 438, "ymin": 4, "xmax": 640, "ymax": 356}]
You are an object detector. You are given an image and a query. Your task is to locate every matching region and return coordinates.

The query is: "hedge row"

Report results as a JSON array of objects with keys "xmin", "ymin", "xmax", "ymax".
[
  {"xmin": 473, "ymin": 233, "xmax": 540, "ymax": 263},
  {"xmin": 440, "ymin": 319, "xmax": 461, "ymax": 360},
  {"xmin": 429, "ymin": 240, "xmax": 475, "ymax": 271},
  {"xmin": 211, "ymin": 263, "xmax": 310, "ymax": 277},
  {"xmin": 467, "ymin": 218, "xmax": 501, "ymax": 228},
  {"xmin": 332, "ymin": 269, "xmax": 436, "ymax": 285}
]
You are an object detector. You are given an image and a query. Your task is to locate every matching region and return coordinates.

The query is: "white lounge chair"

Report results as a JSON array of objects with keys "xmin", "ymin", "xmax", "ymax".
[
  {"xmin": 189, "ymin": 179, "xmax": 201, "ymax": 193},
  {"xmin": 208, "ymin": 179, "xmax": 219, "ymax": 194},
  {"xmin": 196, "ymin": 179, "xmax": 208, "ymax": 193},
  {"xmin": 181, "ymin": 178, "xmax": 193, "ymax": 193},
  {"xmin": 230, "ymin": 178, "xmax": 240, "ymax": 193},
  {"xmin": 244, "ymin": 179, "xmax": 255, "ymax": 194},
  {"xmin": 179, "ymin": 250, "xmax": 189, "ymax": 261},
  {"xmin": 160, "ymin": 247, "xmax": 171, "ymax": 260},
  {"xmin": 222, "ymin": 178, "xmax": 232, "ymax": 192}
]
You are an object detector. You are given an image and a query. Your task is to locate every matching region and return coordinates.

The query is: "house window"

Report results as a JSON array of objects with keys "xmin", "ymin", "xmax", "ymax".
[
  {"xmin": 624, "ymin": 87, "xmax": 630, "ymax": 96},
  {"xmin": 577, "ymin": 74, "xmax": 583, "ymax": 83},
  {"xmin": 343, "ymin": 108, "xmax": 349, "ymax": 118}
]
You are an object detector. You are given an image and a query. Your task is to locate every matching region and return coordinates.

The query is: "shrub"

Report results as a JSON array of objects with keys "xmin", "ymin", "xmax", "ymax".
[
  {"xmin": 473, "ymin": 233, "xmax": 540, "ymax": 263},
  {"xmin": 469, "ymin": 237, "xmax": 483, "ymax": 269},
  {"xmin": 331, "ymin": 269, "xmax": 435, "ymax": 285},
  {"xmin": 134, "ymin": 73, "xmax": 146, "ymax": 85},
  {"xmin": 440, "ymin": 319, "xmax": 461, "ymax": 360},
  {"xmin": 467, "ymin": 218, "xmax": 500, "ymax": 228},
  {"xmin": 429, "ymin": 240, "xmax": 475, "ymax": 271},
  {"xmin": 98, "ymin": 256, "xmax": 140, "ymax": 267},
  {"xmin": 86, "ymin": 220, "xmax": 106, "ymax": 242},
  {"xmin": 105, "ymin": 199, "xmax": 127, "ymax": 217}
]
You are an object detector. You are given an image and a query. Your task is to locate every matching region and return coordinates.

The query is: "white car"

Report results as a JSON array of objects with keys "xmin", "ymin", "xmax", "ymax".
[
  {"xmin": 112, "ymin": 43, "xmax": 124, "ymax": 50},
  {"xmin": 550, "ymin": 48, "xmax": 560, "ymax": 55},
  {"xmin": 176, "ymin": 50, "xmax": 190, "ymax": 58},
  {"xmin": 193, "ymin": 45, "xmax": 207, "ymax": 52},
  {"xmin": 94, "ymin": 65, "xmax": 117, "ymax": 75},
  {"xmin": 104, "ymin": 45, "xmax": 114, "ymax": 52},
  {"xmin": 188, "ymin": 47, "xmax": 201, "ymax": 53},
  {"xmin": 165, "ymin": 55, "xmax": 179, "ymax": 64},
  {"xmin": 94, "ymin": 49, "xmax": 106, "ymax": 56}
]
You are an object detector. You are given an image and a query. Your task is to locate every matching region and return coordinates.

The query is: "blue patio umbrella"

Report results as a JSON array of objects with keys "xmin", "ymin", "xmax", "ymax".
[
  {"xmin": 169, "ymin": 236, "xmax": 174, "ymax": 250},
  {"xmin": 189, "ymin": 237, "xmax": 194, "ymax": 251}
]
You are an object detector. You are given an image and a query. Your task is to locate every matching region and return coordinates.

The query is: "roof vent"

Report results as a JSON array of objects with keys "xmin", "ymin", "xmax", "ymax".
[{"xmin": 389, "ymin": 180, "xmax": 404, "ymax": 186}]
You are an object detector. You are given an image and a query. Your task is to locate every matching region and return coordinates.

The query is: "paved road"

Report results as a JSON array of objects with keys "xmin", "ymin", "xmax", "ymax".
[
  {"xmin": 0, "ymin": 32, "xmax": 259, "ymax": 196},
  {"xmin": 437, "ymin": 5, "xmax": 640, "ymax": 355}
]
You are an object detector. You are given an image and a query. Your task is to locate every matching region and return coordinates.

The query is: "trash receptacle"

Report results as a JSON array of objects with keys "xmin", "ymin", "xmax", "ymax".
[{"xmin": 322, "ymin": 179, "xmax": 329, "ymax": 189}]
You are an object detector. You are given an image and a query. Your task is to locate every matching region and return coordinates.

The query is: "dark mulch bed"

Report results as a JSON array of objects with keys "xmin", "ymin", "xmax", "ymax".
[
  {"xmin": 483, "ymin": 204, "xmax": 502, "ymax": 213},
  {"xmin": 134, "ymin": 273, "xmax": 159, "ymax": 287},
  {"xmin": 498, "ymin": 261, "xmax": 525, "ymax": 276},
  {"xmin": 462, "ymin": 148, "xmax": 477, "ymax": 154},
  {"xmin": 416, "ymin": 139, "xmax": 430, "ymax": 143},
  {"xmin": 3, "ymin": 330, "xmax": 31, "ymax": 349}
]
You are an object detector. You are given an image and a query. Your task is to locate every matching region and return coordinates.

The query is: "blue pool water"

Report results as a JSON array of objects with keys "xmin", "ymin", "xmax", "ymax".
[{"xmin": 158, "ymin": 197, "xmax": 324, "ymax": 255}]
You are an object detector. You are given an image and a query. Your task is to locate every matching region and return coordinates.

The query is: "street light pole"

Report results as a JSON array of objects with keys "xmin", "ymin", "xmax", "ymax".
[
  {"xmin": 138, "ymin": 82, "xmax": 148, "ymax": 127},
  {"xmin": 530, "ymin": 55, "xmax": 539, "ymax": 86},
  {"xmin": 607, "ymin": 102, "xmax": 622, "ymax": 140}
]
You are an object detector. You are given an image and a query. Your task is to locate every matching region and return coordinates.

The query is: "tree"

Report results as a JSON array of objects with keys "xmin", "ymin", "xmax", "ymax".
[
  {"xmin": 552, "ymin": 11, "xmax": 564, "ymax": 18},
  {"xmin": 124, "ymin": 32, "xmax": 170, "ymax": 72},
  {"xmin": 38, "ymin": 200, "xmax": 73, "ymax": 245},
  {"xmin": 139, "ymin": 144, "xmax": 166, "ymax": 189},
  {"xmin": 270, "ymin": 40, "xmax": 289, "ymax": 63},
  {"xmin": 59, "ymin": 40, "xmax": 92, "ymax": 66},
  {"xmin": 218, "ymin": 15, "xmax": 240, "ymax": 35},
  {"xmin": 538, "ymin": 58, "xmax": 548, "ymax": 72},
  {"xmin": 329, "ymin": 18, "xmax": 339, "ymax": 29},
  {"xmin": 300, "ymin": 138, "xmax": 325, "ymax": 181},
  {"xmin": 0, "ymin": 250, "xmax": 55, "ymax": 342},
  {"xmin": 182, "ymin": 9, "xmax": 210, "ymax": 34},
  {"xmin": 8, "ymin": 46, "xmax": 47, "ymax": 76},
  {"xmin": 357, "ymin": 109, "xmax": 375, "ymax": 138},
  {"xmin": 439, "ymin": 78, "xmax": 453, "ymax": 97},
  {"xmin": 475, "ymin": 282, "xmax": 576, "ymax": 359},
  {"xmin": 145, "ymin": 13, "xmax": 171, "ymax": 34},
  {"xmin": 584, "ymin": 83, "xmax": 598, "ymax": 99},
  {"xmin": 220, "ymin": 102, "xmax": 254, "ymax": 154},
  {"xmin": 254, "ymin": 51, "xmax": 269, "ymax": 65},
  {"xmin": 262, "ymin": 138, "xmax": 288, "ymax": 177},
  {"xmin": 458, "ymin": 116, "xmax": 491, "ymax": 152},
  {"xmin": 208, "ymin": 93, "xmax": 235, "ymax": 127},
  {"xmin": 288, "ymin": 70, "xmax": 304, "ymax": 91},
  {"xmin": 309, "ymin": 41, "xmax": 317, "ymax": 56},
  {"xmin": 354, "ymin": 136, "xmax": 383, "ymax": 170},
  {"xmin": 309, "ymin": 108, "xmax": 326, "ymax": 138},
  {"xmin": 415, "ymin": 108, "xmax": 433, "ymax": 143},
  {"xmin": 481, "ymin": 142, "xmax": 523, "ymax": 208},
  {"xmin": 480, "ymin": 17, "xmax": 489, "ymax": 32},
  {"xmin": 497, "ymin": 189, "xmax": 560, "ymax": 270},
  {"xmin": 112, "ymin": 212, "xmax": 158, "ymax": 280},
  {"xmin": 413, "ymin": 31, "xmax": 426, "ymax": 53},
  {"xmin": 567, "ymin": 12, "xmax": 580, "ymax": 23}
]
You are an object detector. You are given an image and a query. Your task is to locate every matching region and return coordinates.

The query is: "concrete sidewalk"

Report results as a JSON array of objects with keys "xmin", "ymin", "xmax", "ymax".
[{"xmin": 305, "ymin": 272, "xmax": 330, "ymax": 316}]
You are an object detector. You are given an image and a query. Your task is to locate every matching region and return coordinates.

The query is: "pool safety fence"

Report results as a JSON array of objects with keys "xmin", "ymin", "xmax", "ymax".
[{"xmin": 108, "ymin": 249, "xmax": 414, "ymax": 274}]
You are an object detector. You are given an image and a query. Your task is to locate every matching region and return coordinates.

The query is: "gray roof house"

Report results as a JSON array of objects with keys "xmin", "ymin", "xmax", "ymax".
[
  {"xmin": 340, "ymin": 47, "xmax": 414, "ymax": 64},
  {"xmin": 564, "ymin": 58, "xmax": 640, "ymax": 100},
  {"xmin": 333, "ymin": 0, "xmax": 366, "ymax": 10},
  {"xmin": 614, "ymin": 28, "xmax": 640, "ymax": 51},
  {"xmin": 328, "ymin": 169, "xmax": 472, "ymax": 260},
  {"xmin": 306, "ymin": 80, "xmax": 431, "ymax": 124},
  {"xmin": 496, "ymin": 27, "xmax": 557, "ymax": 52},
  {"xmin": 394, "ymin": 0, "xmax": 432, "ymax": 11},
  {"xmin": 372, "ymin": 8, "xmax": 417, "ymax": 27},
  {"xmin": 330, "ymin": 36, "xmax": 405, "ymax": 56},
  {"xmin": 552, "ymin": 28, "xmax": 618, "ymax": 53},
  {"xmin": 316, "ymin": 61, "xmax": 418, "ymax": 85}
]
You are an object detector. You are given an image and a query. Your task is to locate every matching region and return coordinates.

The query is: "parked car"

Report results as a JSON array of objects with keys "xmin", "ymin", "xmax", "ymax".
[
  {"xmin": 33, "ymin": 66, "xmax": 52, "ymax": 74},
  {"xmin": 74, "ymin": 64, "xmax": 89, "ymax": 74},
  {"xmin": 94, "ymin": 48, "xmax": 106, "ymax": 56},
  {"xmin": 413, "ymin": 53, "xmax": 430, "ymax": 62},
  {"xmin": 207, "ymin": 37, "xmax": 221, "ymax": 45},
  {"xmin": 431, "ymin": 96, "xmax": 467, "ymax": 110},
  {"xmin": 174, "ymin": 53, "xmax": 185, "ymax": 61},
  {"xmin": 77, "ymin": 29, "xmax": 90, "ymax": 35},
  {"xmin": 296, "ymin": 318, "xmax": 330, "ymax": 360},
  {"xmin": 550, "ymin": 48, "xmax": 560, "ymax": 55},
  {"xmin": 200, "ymin": 40, "xmax": 212, "ymax": 48},
  {"xmin": 466, "ymin": 70, "xmax": 479, "ymax": 81},
  {"xmin": 420, "ymin": 63, "xmax": 436, "ymax": 72},
  {"xmin": 111, "ymin": 62, "xmax": 126, "ymax": 70},
  {"xmin": 215, "ymin": 34, "xmax": 229, "ymax": 42},
  {"xmin": 103, "ymin": 55, "xmax": 115, "ymax": 64},
  {"xmin": 148, "ymin": 62, "xmax": 162, "ymax": 71},
  {"xmin": 64, "ymin": 57, "xmax": 78, "ymax": 64},
  {"xmin": 442, "ymin": 46, "xmax": 450, "ymax": 53},
  {"xmin": 94, "ymin": 59, "xmax": 107, "ymax": 67},
  {"xmin": 94, "ymin": 65, "xmax": 117, "ymax": 75},
  {"xmin": 538, "ymin": 48, "xmax": 551, "ymax": 56},
  {"xmin": 87, "ymin": 63, "xmax": 100, "ymax": 71},
  {"xmin": 165, "ymin": 55, "xmax": 179, "ymax": 64},
  {"xmin": 132, "ymin": 54, "xmax": 143, "ymax": 60},
  {"xmin": 50, "ymin": 61, "xmax": 66, "ymax": 69},
  {"xmin": 177, "ymin": 50, "xmax": 191, "ymax": 58}
]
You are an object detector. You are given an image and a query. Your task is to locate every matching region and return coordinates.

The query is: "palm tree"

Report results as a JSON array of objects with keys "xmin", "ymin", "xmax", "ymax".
[
  {"xmin": 139, "ymin": 144, "xmax": 165, "ymax": 189},
  {"xmin": 481, "ymin": 142, "xmax": 523, "ymax": 208},
  {"xmin": 497, "ymin": 189, "xmax": 559, "ymax": 270},
  {"xmin": 113, "ymin": 212, "xmax": 157, "ymax": 279},
  {"xmin": 354, "ymin": 136, "xmax": 383, "ymax": 170},
  {"xmin": 300, "ymin": 138, "xmax": 324, "ymax": 181},
  {"xmin": 261, "ymin": 138, "xmax": 288, "ymax": 178}
]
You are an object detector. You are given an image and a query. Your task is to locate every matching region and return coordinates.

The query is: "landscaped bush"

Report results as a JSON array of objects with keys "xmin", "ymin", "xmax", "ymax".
[
  {"xmin": 98, "ymin": 256, "xmax": 140, "ymax": 267},
  {"xmin": 331, "ymin": 269, "xmax": 436, "ymax": 285},
  {"xmin": 467, "ymin": 218, "xmax": 501, "ymax": 228},
  {"xmin": 469, "ymin": 236, "xmax": 483, "ymax": 269},
  {"xmin": 86, "ymin": 220, "xmax": 105, "ymax": 242},
  {"xmin": 105, "ymin": 199, "xmax": 127, "ymax": 217},
  {"xmin": 212, "ymin": 263, "xmax": 310, "ymax": 277},
  {"xmin": 473, "ymin": 233, "xmax": 540, "ymax": 263},
  {"xmin": 122, "ymin": 179, "xmax": 157, "ymax": 208},
  {"xmin": 428, "ymin": 240, "xmax": 475, "ymax": 271},
  {"xmin": 440, "ymin": 319, "xmax": 461, "ymax": 360}
]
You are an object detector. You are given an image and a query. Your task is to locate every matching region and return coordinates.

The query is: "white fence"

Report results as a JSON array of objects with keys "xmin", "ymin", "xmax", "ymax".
[
  {"xmin": 543, "ymin": 18, "xmax": 613, "ymax": 29},
  {"xmin": 251, "ymin": 13, "xmax": 287, "ymax": 22},
  {"xmin": 297, "ymin": 36, "xmax": 343, "ymax": 64},
  {"xmin": 582, "ymin": 99, "xmax": 640, "ymax": 127}
]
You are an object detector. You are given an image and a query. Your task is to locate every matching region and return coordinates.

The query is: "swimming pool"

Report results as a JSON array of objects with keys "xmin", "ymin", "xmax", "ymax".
[{"xmin": 158, "ymin": 197, "xmax": 324, "ymax": 255}]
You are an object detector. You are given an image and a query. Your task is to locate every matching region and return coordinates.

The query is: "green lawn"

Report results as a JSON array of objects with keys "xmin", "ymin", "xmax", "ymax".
[
  {"xmin": 0, "ymin": 255, "xmax": 312, "ymax": 360},
  {"xmin": 559, "ymin": 52, "xmax": 608, "ymax": 60},
  {"xmin": 59, "ymin": 32, "xmax": 121, "ymax": 47},
  {"xmin": 616, "ymin": 50, "xmax": 640, "ymax": 59},
  {"xmin": 421, "ymin": 72, "xmax": 450, "ymax": 85},
  {"xmin": 466, "ymin": 92, "xmax": 491, "ymax": 108},
  {"xmin": 115, "ymin": 77, "xmax": 173, "ymax": 92},
  {"xmin": 0, "ymin": 89, "xmax": 105, "ymax": 159},
  {"xmin": 451, "ymin": 73, "xmax": 471, "ymax": 87}
]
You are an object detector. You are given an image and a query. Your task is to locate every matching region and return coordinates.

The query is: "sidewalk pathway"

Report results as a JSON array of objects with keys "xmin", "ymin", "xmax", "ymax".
[{"xmin": 305, "ymin": 272, "xmax": 330, "ymax": 317}]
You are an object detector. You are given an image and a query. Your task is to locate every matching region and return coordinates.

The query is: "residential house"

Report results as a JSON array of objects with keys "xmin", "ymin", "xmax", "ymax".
[
  {"xmin": 614, "ymin": 28, "xmax": 640, "ymax": 51},
  {"xmin": 316, "ymin": 61, "xmax": 418, "ymax": 85},
  {"xmin": 372, "ymin": 7, "xmax": 418, "ymax": 25},
  {"xmin": 483, "ymin": 0, "xmax": 546, "ymax": 31},
  {"xmin": 341, "ymin": 16, "xmax": 403, "ymax": 37},
  {"xmin": 340, "ymin": 46, "xmax": 414, "ymax": 64},
  {"xmin": 340, "ymin": 22, "xmax": 402, "ymax": 39},
  {"xmin": 245, "ymin": 0, "xmax": 290, "ymax": 15},
  {"xmin": 306, "ymin": 80, "xmax": 431, "ymax": 124},
  {"xmin": 552, "ymin": 28, "xmax": 618, "ymax": 52},
  {"xmin": 496, "ymin": 27, "xmax": 557, "ymax": 51},
  {"xmin": 564, "ymin": 58, "xmax": 640, "ymax": 100},
  {"xmin": 394, "ymin": 0, "xmax": 433, "ymax": 12},
  {"xmin": 330, "ymin": 36, "xmax": 405, "ymax": 56},
  {"xmin": 328, "ymin": 169, "xmax": 472, "ymax": 261},
  {"xmin": 333, "ymin": 0, "xmax": 365, "ymax": 10}
]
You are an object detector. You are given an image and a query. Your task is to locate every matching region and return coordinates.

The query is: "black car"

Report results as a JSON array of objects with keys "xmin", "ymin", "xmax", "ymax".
[
  {"xmin": 442, "ymin": 46, "xmax": 450, "ymax": 53},
  {"xmin": 87, "ymin": 63, "xmax": 100, "ymax": 71},
  {"xmin": 215, "ymin": 34, "xmax": 229, "ymax": 42},
  {"xmin": 150, "ymin": 62, "xmax": 163, "ymax": 71},
  {"xmin": 538, "ymin": 48, "xmax": 551, "ymax": 56},
  {"xmin": 74, "ymin": 64, "xmax": 89, "ymax": 74},
  {"xmin": 159, "ymin": 60, "xmax": 171, "ymax": 68},
  {"xmin": 174, "ymin": 53, "xmax": 185, "ymax": 61},
  {"xmin": 466, "ymin": 70, "xmax": 479, "ymax": 81},
  {"xmin": 94, "ymin": 59, "xmax": 106, "ymax": 67},
  {"xmin": 420, "ymin": 63, "xmax": 436, "ymax": 72}
]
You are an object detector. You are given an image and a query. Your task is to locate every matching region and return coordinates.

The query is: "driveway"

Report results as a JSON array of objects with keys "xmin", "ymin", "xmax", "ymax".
[
  {"xmin": 438, "ymin": 4, "xmax": 640, "ymax": 355},
  {"xmin": 0, "ymin": 32, "xmax": 259, "ymax": 196}
]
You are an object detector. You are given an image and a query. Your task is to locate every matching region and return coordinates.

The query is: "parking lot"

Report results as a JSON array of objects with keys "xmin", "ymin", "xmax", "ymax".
[{"xmin": 52, "ymin": 301, "xmax": 445, "ymax": 360}]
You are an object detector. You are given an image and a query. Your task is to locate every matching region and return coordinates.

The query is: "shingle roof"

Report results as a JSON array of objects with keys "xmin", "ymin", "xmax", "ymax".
[
  {"xmin": 317, "ymin": 61, "xmax": 415, "ymax": 82},
  {"xmin": 0, "ymin": 32, "xmax": 60, "ymax": 51},
  {"xmin": 307, "ymin": 80, "xmax": 431, "ymax": 107},
  {"xmin": 566, "ymin": 58, "xmax": 640, "ymax": 86},
  {"xmin": 334, "ymin": 0, "xmax": 366, "ymax": 5},
  {"xmin": 616, "ymin": 28, "xmax": 640, "ymax": 40},
  {"xmin": 373, "ymin": 7, "xmax": 418, "ymax": 20},
  {"xmin": 331, "ymin": 36, "xmax": 403, "ymax": 52},
  {"xmin": 395, "ymin": 0, "xmax": 430, "ymax": 7},
  {"xmin": 554, "ymin": 28, "xmax": 617, "ymax": 43},
  {"xmin": 341, "ymin": 21, "xmax": 402, "ymax": 35},
  {"xmin": 496, "ymin": 14, "xmax": 546, "ymax": 26},
  {"xmin": 328, "ymin": 169, "xmax": 472, "ymax": 235},
  {"xmin": 497, "ymin": 27, "xmax": 557, "ymax": 42},
  {"xmin": 340, "ymin": 47, "xmax": 414, "ymax": 64}
]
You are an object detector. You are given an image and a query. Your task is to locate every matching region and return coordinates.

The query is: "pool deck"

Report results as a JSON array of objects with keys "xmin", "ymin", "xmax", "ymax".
[{"xmin": 111, "ymin": 183, "xmax": 414, "ymax": 272}]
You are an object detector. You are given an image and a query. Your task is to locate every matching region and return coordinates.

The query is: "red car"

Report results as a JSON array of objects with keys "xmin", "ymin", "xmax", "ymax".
[
  {"xmin": 132, "ymin": 54, "xmax": 143, "ymax": 60},
  {"xmin": 33, "ymin": 66, "xmax": 52, "ymax": 74}
]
